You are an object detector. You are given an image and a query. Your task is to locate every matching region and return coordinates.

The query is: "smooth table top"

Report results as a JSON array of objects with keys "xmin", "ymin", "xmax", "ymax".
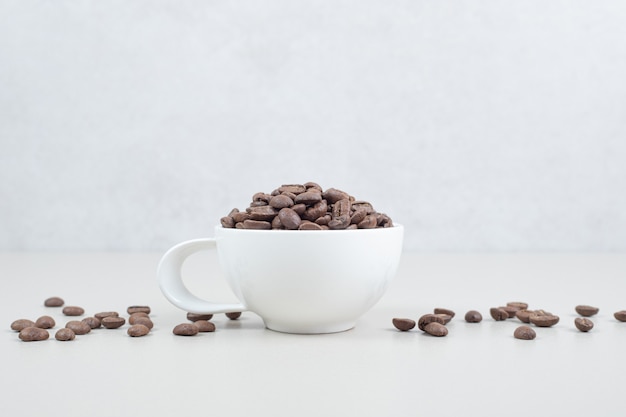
[{"xmin": 1, "ymin": 252, "xmax": 625, "ymax": 417}]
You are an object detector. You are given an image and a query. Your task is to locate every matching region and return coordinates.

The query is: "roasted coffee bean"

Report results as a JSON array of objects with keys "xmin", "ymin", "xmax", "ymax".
[
  {"xmin": 328, "ymin": 215, "xmax": 351, "ymax": 230},
  {"xmin": 11, "ymin": 319, "xmax": 35, "ymax": 331},
  {"xmin": 315, "ymin": 214, "xmax": 331, "ymax": 225},
  {"xmin": 252, "ymin": 192, "xmax": 271, "ymax": 204},
  {"xmin": 352, "ymin": 201, "xmax": 374, "ymax": 214},
  {"xmin": 507, "ymin": 301, "xmax": 528, "ymax": 310},
  {"xmin": 435, "ymin": 314, "xmax": 452, "ymax": 324},
  {"xmin": 55, "ymin": 328, "xmax": 75, "ymax": 341},
  {"xmin": 19, "ymin": 327, "xmax": 49, "ymax": 342},
  {"xmin": 242, "ymin": 219, "xmax": 272, "ymax": 229},
  {"xmin": 102, "ymin": 316, "xmax": 126, "ymax": 329},
  {"xmin": 65, "ymin": 320, "xmax": 91, "ymax": 335},
  {"xmin": 575, "ymin": 305, "xmax": 599, "ymax": 317},
  {"xmin": 82, "ymin": 317, "xmax": 101, "ymax": 329},
  {"xmin": 575, "ymin": 317, "xmax": 594, "ymax": 332},
  {"xmin": 304, "ymin": 182, "xmax": 323, "ymax": 191},
  {"xmin": 194, "ymin": 320, "xmax": 216, "ymax": 332},
  {"xmin": 302, "ymin": 200, "xmax": 328, "ymax": 222},
  {"xmin": 95, "ymin": 311, "xmax": 119, "ymax": 320},
  {"xmin": 279, "ymin": 184, "xmax": 306, "ymax": 195},
  {"xmin": 434, "ymin": 308, "xmax": 455, "ymax": 318},
  {"xmin": 271, "ymin": 216, "xmax": 283, "ymax": 229},
  {"xmin": 132, "ymin": 317, "xmax": 153, "ymax": 330},
  {"xmin": 128, "ymin": 324, "xmax": 150, "ymax": 337},
  {"xmin": 278, "ymin": 208, "xmax": 301, "ymax": 230},
  {"xmin": 514, "ymin": 326, "xmax": 536, "ymax": 340},
  {"xmin": 292, "ymin": 203, "xmax": 306, "ymax": 216},
  {"xmin": 220, "ymin": 216, "xmax": 235, "ymax": 228},
  {"xmin": 226, "ymin": 312, "xmax": 242, "ymax": 320},
  {"xmin": 332, "ymin": 199, "xmax": 351, "ymax": 218},
  {"xmin": 500, "ymin": 305, "xmax": 520, "ymax": 319},
  {"xmin": 186, "ymin": 313, "xmax": 213, "ymax": 322},
  {"xmin": 392, "ymin": 318, "xmax": 416, "ymax": 331},
  {"xmin": 294, "ymin": 191, "xmax": 322, "ymax": 205},
  {"xmin": 231, "ymin": 211, "xmax": 250, "ymax": 223},
  {"xmin": 614, "ymin": 311, "xmax": 626, "ymax": 322},
  {"xmin": 490, "ymin": 307, "xmax": 509, "ymax": 321},
  {"xmin": 515, "ymin": 310, "xmax": 534, "ymax": 323},
  {"xmin": 269, "ymin": 194, "xmax": 294, "ymax": 209},
  {"xmin": 173, "ymin": 323, "xmax": 199, "ymax": 336},
  {"xmin": 529, "ymin": 313, "xmax": 559, "ymax": 327},
  {"xmin": 246, "ymin": 206, "xmax": 278, "ymax": 221},
  {"xmin": 423, "ymin": 322, "xmax": 448, "ymax": 337},
  {"xmin": 62, "ymin": 306, "xmax": 84, "ymax": 316},
  {"xmin": 323, "ymin": 188, "xmax": 350, "ymax": 204},
  {"xmin": 44, "ymin": 296, "xmax": 64, "ymax": 307},
  {"xmin": 299, "ymin": 222, "xmax": 323, "ymax": 230},
  {"xmin": 357, "ymin": 215, "xmax": 378, "ymax": 229},
  {"xmin": 417, "ymin": 314, "xmax": 446, "ymax": 331},
  {"xmin": 127, "ymin": 306, "xmax": 151, "ymax": 315},
  {"xmin": 350, "ymin": 209, "xmax": 367, "ymax": 225},
  {"xmin": 35, "ymin": 316, "xmax": 55, "ymax": 329},
  {"xmin": 128, "ymin": 313, "xmax": 149, "ymax": 325},
  {"xmin": 464, "ymin": 310, "xmax": 483, "ymax": 323}
]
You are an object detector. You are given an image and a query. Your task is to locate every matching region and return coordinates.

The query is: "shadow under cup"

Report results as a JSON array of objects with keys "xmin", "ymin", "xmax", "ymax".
[{"xmin": 158, "ymin": 224, "xmax": 404, "ymax": 334}]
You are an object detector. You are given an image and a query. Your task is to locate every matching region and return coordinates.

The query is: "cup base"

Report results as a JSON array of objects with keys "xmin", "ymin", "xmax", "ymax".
[{"xmin": 264, "ymin": 320, "xmax": 356, "ymax": 335}]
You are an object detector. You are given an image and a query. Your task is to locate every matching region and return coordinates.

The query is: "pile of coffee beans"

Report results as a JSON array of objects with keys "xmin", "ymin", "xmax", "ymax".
[{"xmin": 220, "ymin": 182, "xmax": 393, "ymax": 230}]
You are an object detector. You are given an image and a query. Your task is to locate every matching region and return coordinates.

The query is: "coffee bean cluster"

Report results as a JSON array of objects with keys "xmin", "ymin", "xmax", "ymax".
[
  {"xmin": 220, "ymin": 182, "xmax": 393, "ymax": 230},
  {"xmin": 172, "ymin": 311, "xmax": 242, "ymax": 336}
]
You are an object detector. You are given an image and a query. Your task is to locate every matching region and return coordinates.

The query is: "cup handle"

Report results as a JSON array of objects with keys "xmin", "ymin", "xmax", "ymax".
[{"xmin": 157, "ymin": 238, "xmax": 246, "ymax": 314}]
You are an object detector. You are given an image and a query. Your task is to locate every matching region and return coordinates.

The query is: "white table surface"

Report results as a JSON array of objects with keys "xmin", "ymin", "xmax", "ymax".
[{"xmin": 2, "ymin": 252, "xmax": 625, "ymax": 417}]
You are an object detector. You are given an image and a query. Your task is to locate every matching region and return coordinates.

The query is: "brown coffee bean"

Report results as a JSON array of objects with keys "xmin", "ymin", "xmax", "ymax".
[
  {"xmin": 246, "ymin": 206, "xmax": 278, "ymax": 221},
  {"xmin": 55, "ymin": 328, "xmax": 75, "ymax": 341},
  {"xmin": 127, "ymin": 324, "xmax": 150, "ymax": 337},
  {"xmin": 277, "ymin": 207, "xmax": 301, "ymax": 230},
  {"xmin": 299, "ymin": 222, "xmax": 323, "ymax": 230},
  {"xmin": 331, "ymin": 199, "xmax": 352, "ymax": 218},
  {"xmin": 220, "ymin": 216, "xmax": 235, "ymax": 228},
  {"xmin": 231, "ymin": 211, "xmax": 250, "ymax": 223},
  {"xmin": 127, "ymin": 306, "xmax": 151, "ymax": 315},
  {"xmin": 62, "ymin": 306, "xmax": 84, "ymax": 316},
  {"xmin": 490, "ymin": 307, "xmax": 509, "ymax": 321},
  {"xmin": 575, "ymin": 305, "xmax": 599, "ymax": 317},
  {"xmin": 194, "ymin": 320, "xmax": 216, "ymax": 332},
  {"xmin": 575, "ymin": 317, "xmax": 594, "ymax": 332},
  {"xmin": 242, "ymin": 219, "xmax": 272, "ymax": 230},
  {"xmin": 435, "ymin": 314, "xmax": 452, "ymax": 324},
  {"xmin": 417, "ymin": 314, "xmax": 446, "ymax": 331},
  {"xmin": 291, "ymin": 203, "xmax": 306, "ymax": 215},
  {"xmin": 434, "ymin": 308, "xmax": 455, "ymax": 318},
  {"xmin": 82, "ymin": 317, "xmax": 101, "ymax": 329},
  {"xmin": 423, "ymin": 322, "xmax": 448, "ymax": 337},
  {"xmin": 19, "ymin": 327, "xmax": 49, "ymax": 342},
  {"xmin": 128, "ymin": 312, "xmax": 150, "ymax": 324},
  {"xmin": 252, "ymin": 192, "xmax": 271, "ymax": 204},
  {"xmin": 269, "ymin": 194, "xmax": 294, "ymax": 209},
  {"xmin": 132, "ymin": 317, "xmax": 153, "ymax": 330},
  {"xmin": 614, "ymin": 311, "xmax": 626, "ymax": 322},
  {"xmin": 44, "ymin": 296, "xmax": 64, "ymax": 307},
  {"xmin": 529, "ymin": 313, "xmax": 559, "ymax": 327},
  {"xmin": 294, "ymin": 191, "xmax": 322, "ymax": 205},
  {"xmin": 186, "ymin": 312, "xmax": 213, "ymax": 322},
  {"xmin": 279, "ymin": 184, "xmax": 306, "ymax": 195},
  {"xmin": 500, "ymin": 305, "xmax": 520, "ymax": 319},
  {"xmin": 65, "ymin": 320, "xmax": 91, "ymax": 335},
  {"xmin": 392, "ymin": 318, "xmax": 416, "ymax": 331},
  {"xmin": 352, "ymin": 201, "xmax": 374, "ymax": 214},
  {"xmin": 35, "ymin": 316, "xmax": 55, "ymax": 329},
  {"xmin": 323, "ymin": 188, "xmax": 350, "ymax": 204},
  {"xmin": 95, "ymin": 311, "xmax": 119, "ymax": 320},
  {"xmin": 507, "ymin": 301, "xmax": 529, "ymax": 310},
  {"xmin": 350, "ymin": 209, "xmax": 367, "ymax": 225},
  {"xmin": 304, "ymin": 181, "xmax": 323, "ymax": 191},
  {"xmin": 302, "ymin": 199, "xmax": 328, "ymax": 222},
  {"xmin": 226, "ymin": 312, "xmax": 242, "ymax": 320},
  {"xmin": 515, "ymin": 309, "xmax": 534, "ymax": 323},
  {"xmin": 514, "ymin": 325, "xmax": 536, "ymax": 340},
  {"xmin": 328, "ymin": 215, "xmax": 351, "ymax": 230},
  {"xmin": 102, "ymin": 316, "xmax": 126, "ymax": 329},
  {"xmin": 464, "ymin": 310, "xmax": 483, "ymax": 323},
  {"xmin": 173, "ymin": 323, "xmax": 199, "ymax": 336},
  {"xmin": 357, "ymin": 215, "xmax": 378, "ymax": 229},
  {"xmin": 315, "ymin": 214, "xmax": 331, "ymax": 225},
  {"xmin": 11, "ymin": 319, "xmax": 35, "ymax": 331}
]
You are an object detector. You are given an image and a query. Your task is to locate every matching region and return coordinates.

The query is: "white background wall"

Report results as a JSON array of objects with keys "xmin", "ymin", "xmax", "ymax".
[{"xmin": 1, "ymin": 0, "xmax": 625, "ymax": 252}]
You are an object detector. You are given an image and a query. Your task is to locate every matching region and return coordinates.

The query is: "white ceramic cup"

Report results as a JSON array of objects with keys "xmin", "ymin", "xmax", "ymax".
[{"xmin": 158, "ymin": 224, "xmax": 403, "ymax": 334}]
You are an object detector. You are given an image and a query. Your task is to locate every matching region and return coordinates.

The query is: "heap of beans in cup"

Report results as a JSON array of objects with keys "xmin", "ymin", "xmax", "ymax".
[
  {"xmin": 393, "ymin": 303, "xmax": 626, "ymax": 340},
  {"xmin": 220, "ymin": 182, "xmax": 393, "ymax": 230}
]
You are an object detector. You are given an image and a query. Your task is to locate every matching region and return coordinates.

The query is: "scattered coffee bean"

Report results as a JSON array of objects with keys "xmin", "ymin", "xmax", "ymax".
[
  {"xmin": 435, "ymin": 314, "xmax": 452, "ymax": 324},
  {"xmin": 423, "ymin": 322, "xmax": 448, "ymax": 337},
  {"xmin": 132, "ymin": 317, "xmax": 153, "ymax": 330},
  {"xmin": 55, "ymin": 328, "xmax": 75, "ymax": 341},
  {"xmin": 194, "ymin": 320, "xmax": 216, "ymax": 332},
  {"xmin": 129, "ymin": 313, "xmax": 150, "ymax": 325},
  {"xmin": 173, "ymin": 323, "xmax": 199, "ymax": 336},
  {"xmin": 434, "ymin": 308, "xmax": 455, "ymax": 318},
  {"xmin": 44, "ymin": 296, "xmax": 64, "ymax": 307},
  {"xmin": 575, "ymin": 317, "xmax": 594, "ymax": 332},
  {"xmin": 500, "ymin": 305, "xmax": 520, "ymax": 319},
  {"xmin": 392, "ymin": 318, "xmax": 416, "ymax": 331},
  {"xmin": 95, "ymin": 311, "xmax": 119, "ymax": 320},
  {"xmin": 529, "ymin": 313, "xmax": 559, "ymax": 327},
  {"xmin": 62, "ymin": 306, "xmax": 84, "ymax": 316},
  {"xmin": 514, "ymin": 326, "xmax": 536, "ymax": 340},
  {"xmin": 127, "ymin": 306, "xmax": 151, "ymax": 315},
  {"xmin": 19, "ymin": 327, "xmax": 49, "ymax": 342},
  {"xmin": 490, "ymin": 307, "xmax": 509, "ymax": 321},
  {"xmin": 515, "ymin": 310, "xmax": 534, "ymax": 323},
  {"xmin": 82, "ymin": 317, "xmax": 101, "ymax": 329},
  {"xmin": 11, "ymin": 319, "xmax": 35, "ymax": 332},
  {"xmin": 417, "ymin": 314, "xmax": 446, "ymax": 331},
  {"xmin": 464, "ymin": 310, "xmax": 483, "ymax": 323},
  {"xmin": 614, "ymin": 311, "xmax": 626, "ymax": 322},
  {"xmin": 226, "ymin": 312, "xmax": 242, "ymax": 320},
  {"xmin": 101, "ymin": 316, "xmax": 126, "ymax": 329},
  {"xmin": 65, "ymin": 320, "xmax": 91, "ymax": 335},
  {"xmin": 575, "ymin": 305, "xmax": 599, "ymax": 317},
  {"xmin": 507, "ymin": 301, "xmax": 529, "ymax": 310},
  {"xmin": 186, "ymin": 313, "xmax": 213, "ymax": 322},
  {"xmin": 35, "ymin": 316, "xmax": 55, "ymax": 329},
  {"xmin": 127, "ymin": 324, "xmax": 150, "ymax": 337}
]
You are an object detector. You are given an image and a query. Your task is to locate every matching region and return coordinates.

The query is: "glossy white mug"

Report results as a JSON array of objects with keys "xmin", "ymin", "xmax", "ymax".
[{"xmin": 158, "ymin": 224, "xmax": 403, "ymax": 334}]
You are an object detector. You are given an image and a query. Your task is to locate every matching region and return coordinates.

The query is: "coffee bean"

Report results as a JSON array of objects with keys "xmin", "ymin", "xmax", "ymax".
[
  {"xmin": 299, "ymin": 222, "xmax": 323, "ymax": 230},
  {"xmin": 435, "ymin": 314, "xmax": 452, "ymax": 324},
  {"xmin": 614, "ymin": 311, "xmax": 626, "ymax": 322},
  {"xmin": 95, "ymin": 311, "xmax": 119, "ymax": 320},
  {"xmin": 173, "ymin": 323, "xmax": 199, "ymax": 336},
  {"xmin": 392, "ymin": 318, "xmax": 416, "ymax": 331},
  {"xmin": 242, "ymin": 219, "xmax": 272, "ymax": 230},
  {"xmin": 65, "ymin": 320, "xmax": 91, "ymax": 335},
  {"xmin": 507, "ymin": 301, "xmax": 529, "ymax": 310},
  {"xmin": 423, "ymin": 322, "xmax": 448, "ymax": 337},
  {"xmin": 302, "ymin": 200, "xmax": 328, "ymax": 222},
  {"xmin": 575, "ymin": 317, "xmax": 594, "ymax": 332},
  {"xmin": 226, "ymin": 312, "xmax": 242, "ymax": 320},
  {"xmin": 82, "ymin": 317, "xmax": 101, "ymax": 329},
  {"xmin": 529, "ymin": 313, "xmax": 559, "ymax": 327},
  {"xmin": 278, "ymin": 208, "xmax": 301, "ymax": 230},
  {"xmin": 128, "ymin": 312, "xmax": 150, "ymax": 324},
  {"xmin": 464, "ymin": 310, "xmax": 483, "ymax": 323},
  {"xmin": 417, "ymin": 314, "xmax": 446, "ymax": 331},
  {"xmin": 55, "ymin": 328, "xmax": 76, "ymax": 341},
  {"xmin": 62, "ymin": 306, "xmax": 84, "ymax": 316},
  {"xmin": 515, "ymin": 310, "xmax": 534, "ymax": 323},
  {"xmin": 19, "ymin": 327, "xmax": 49, "ymax": 342},
  {"xmin": 269, "ymin": 194, "xmax": 294, "ymax": 209},
  {"xmin": 323, "ymin": 188, "xmax": 350, "ymax": 204},
  {"xmin": 220, "ymin": 216, "xmax": 235, "ymax": 228},
  {"xmin": 514, "ymin": 326, "xmax": 536, "ymax": 340},
  {"xmin": 11, "ymin": 319, "xmax": 35, "ymax": 331},
  {"xmin": 102, "ymin": 316, "xmax": 126, "ymax": 329},
  {"xmin": 186, "ymin": 312, "xmax": 213, "ymax": 322},
  {"xmin": 575, "ymin": 305, "xmax": 599, "ymax": 317},
  {"xmin": 500, "ymin": 305, "xmax": 520, "ymax": 319},
  {"xmin": 44, "ymin": 296, "xmax": 64, "ymax": 307},
  {"xmin": 35, "ymin": 316, "xmax": 55, "ymax": 329},
  {"xmin": 194, "ymin": 320, "xmax": 216, "ymax": 332},
  {"xmin": 304, "ymin": 182, "xmax": 323, "ymax": 192},
  {"xmin": 127, "ymin": 306, "xmax": 151, "ymax": 315},
  {"xmin": 357, "ymin": 215, "xmax": 378, "ymax": 229},
  {"xmin": 132, "ymin": 317, "xmax": 153, "ymax": 330},
  {"xmin": 328, "ymin": 215, "xmax": 351, "ymax": 230},
  {"xmin": 490, "ymin": 307, "xmax": 509, "ymax": 321},
  {"xmin": 294, "ymin": 191, "xmax": 322, "ymax": 205},
  {"xmin": 128, "ymin": 324, "xmax": 150, "ymax": 337},
  {"xmin": 349, "ymin": 209, "xmax": 367, "ymax": 225},
  {"xmin": 434, "ymin": 308, "xmax": 455, "ymax": 318},
  {"xmin": 231, "ymin": 211, "xmax": 250, "ymax": 223},
  {"xmin": 292, "ymin": 203, "xmax": 306, "ymax": 216},
  {"xmin": 279, "ymin": 184, "xmax": 306, "ymax": 195}
]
